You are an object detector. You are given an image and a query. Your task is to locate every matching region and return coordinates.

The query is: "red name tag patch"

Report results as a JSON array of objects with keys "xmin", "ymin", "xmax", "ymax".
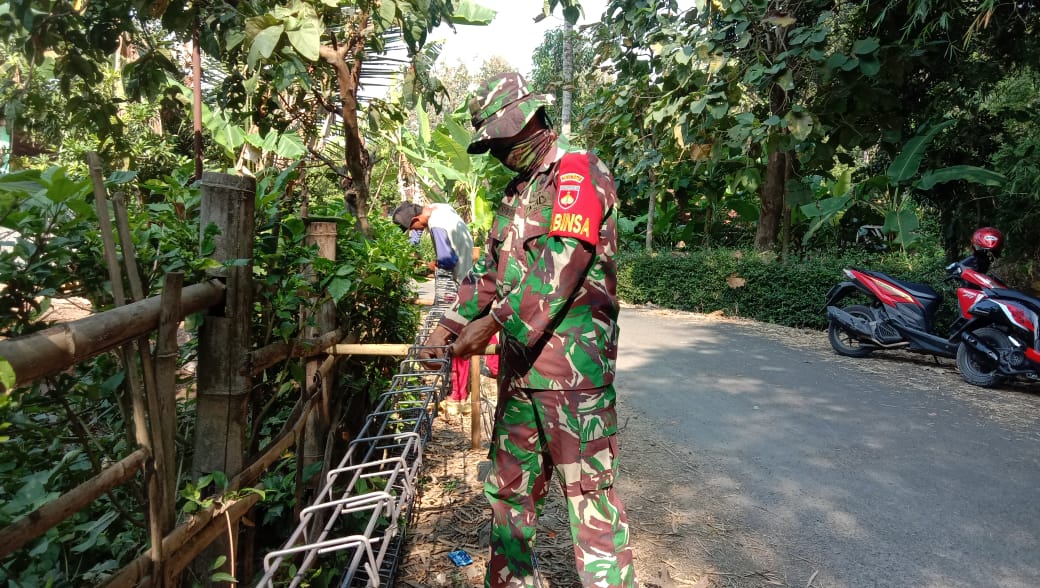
[{"xmin": 549, "ymin": 154, "xmax": 602, "ymax": 245}]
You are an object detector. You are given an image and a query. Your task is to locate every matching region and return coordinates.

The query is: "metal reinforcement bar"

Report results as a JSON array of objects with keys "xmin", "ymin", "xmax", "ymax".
[{"xmin": 256, "ymin": 285, "xmax": 457, "ymax": 587}]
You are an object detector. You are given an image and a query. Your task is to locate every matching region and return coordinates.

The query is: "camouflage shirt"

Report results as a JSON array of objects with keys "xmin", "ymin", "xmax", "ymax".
[{"xmin": 440, "ymin": 144, "xmax": 619, "ymax": 390}]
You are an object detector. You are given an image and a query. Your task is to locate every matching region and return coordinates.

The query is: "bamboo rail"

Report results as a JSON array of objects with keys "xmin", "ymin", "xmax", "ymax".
[
  {"xmin": 0, "ymin": 280, "xmax": 226, "ymax": 392},
  {"xmin": 328, "ymin": 343, "xmax": 499, "ymax": 357},
  {"xmin": 163, "ymin": 489, "xmax": 264, "ymax": 581},
  {"xmin": 330, "ymin": 343, "xmax": 413, "ymax": 356},
  {"xmin": 0, "ymin": 448, "xmax": 150, "ymax": 558},
  {"xmin": 248, "ymin": 328, "xmax": 344, "ymax": 375},
  {"xmin": 101, "ymin": 489, "xmax": 266, "ymax": 588}
]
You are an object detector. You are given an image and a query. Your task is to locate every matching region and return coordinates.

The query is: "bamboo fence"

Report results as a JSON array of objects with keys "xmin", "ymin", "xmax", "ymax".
[{"xmin": 0, "ymin": 157, "xmax": 495, "ymax": 586}]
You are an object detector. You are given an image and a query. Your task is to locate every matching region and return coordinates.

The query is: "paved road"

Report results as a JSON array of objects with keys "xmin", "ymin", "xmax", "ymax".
[{"xmin": 614, "ymin": 306, "xmax": 1040, "ymax": 588}]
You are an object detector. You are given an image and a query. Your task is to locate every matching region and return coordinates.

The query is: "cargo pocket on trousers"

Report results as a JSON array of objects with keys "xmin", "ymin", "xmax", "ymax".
[{"xmin": 578, "ymin": 406, "xmax": 619, "ymax": 493}]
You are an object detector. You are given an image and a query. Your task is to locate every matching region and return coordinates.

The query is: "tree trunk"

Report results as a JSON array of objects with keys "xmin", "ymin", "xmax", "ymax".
[
  {"xmin": 780, "ymin": 154, "xmax": 793, "ymax": 261},
  {"xmin": 191, "ymin": 13, "xmax": 203, "ymax": 182},
  {"xmin": 646, "ymin": 166, "xmax": 656, "ymax": 252},
  {"xmin": 755, "ymin": 82, "xmax": 789, "ymax": 252},
  {"xmin": 319, "ymin": 17, "xmax": 373, "ymax": 237},
  {"xmin": 755, "ymin": 149, "xmax": 787, "ymax": 251},
  {"xmin": 561, "ymin": 20, "xmax": 573, "ymax": 138}
]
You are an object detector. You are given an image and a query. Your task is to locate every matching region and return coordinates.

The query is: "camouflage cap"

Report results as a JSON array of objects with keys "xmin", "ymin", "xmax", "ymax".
[{"xmin": 467, "ymin": 72, "xmax": 554, "ymax": 154}]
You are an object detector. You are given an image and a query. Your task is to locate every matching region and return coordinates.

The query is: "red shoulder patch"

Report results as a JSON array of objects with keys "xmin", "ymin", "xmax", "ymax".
[{"xmin": 549, "ymin": 152, "xmax": 603, "ymax": 245}]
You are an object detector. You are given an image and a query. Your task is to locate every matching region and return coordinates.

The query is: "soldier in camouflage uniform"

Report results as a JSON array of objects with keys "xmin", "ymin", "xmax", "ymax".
[{"xmin": 421, "ymin": 72, "xmax": 637, "ymax": 588}]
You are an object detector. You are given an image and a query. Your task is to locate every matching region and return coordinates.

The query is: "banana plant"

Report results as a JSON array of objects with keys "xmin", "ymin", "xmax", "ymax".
[
  {"xmin": 802, "ymin": 119, "xmax": 1005, "ymax": 246},
  {"xmin": 393, "ymin": 101, "xmax": 511, "ymax": 238}
]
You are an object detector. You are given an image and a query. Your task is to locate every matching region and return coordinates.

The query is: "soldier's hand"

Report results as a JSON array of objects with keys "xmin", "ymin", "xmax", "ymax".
[
  {"xmin": 450, "ymin": 315, "xmax": 500, "ymax": 360},
  {"xmin": 419, "ymin": 325, "xmax": 453, "ymax": 370}
]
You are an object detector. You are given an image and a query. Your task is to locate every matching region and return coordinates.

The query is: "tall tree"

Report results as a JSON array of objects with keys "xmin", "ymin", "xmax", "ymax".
[
  {"xmin": 240, "ymin": 0, "xmax": 494, "ymax": 235},
  {"xmin": 588, "ymin": 0, "xmax": 1026, "ymax": 253},
  {"xmin": 529, "ymin": 25, "xmax": 602, "ymax": 142}
]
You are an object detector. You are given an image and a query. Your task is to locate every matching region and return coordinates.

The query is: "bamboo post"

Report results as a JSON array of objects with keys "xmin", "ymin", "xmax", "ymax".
[
  {"xmin": 469, "ymin": 357, "xmax": 481, "ymax": 450},
  {"xmin": 86, "ymin": 155, "xmax": 166, "ymax": 579},
  {"xmin": 88, "ymin": 153, "xmax": 150, "ymax": 455},
  {"xmin": 155, "ymin": 274, "xmax": 183, "ymax": 536},
  {"xmin": 86, "ymin": 153, "xmax": 126, "ymax": 309},
  {"xmin": 302, "ymin": 221, "xmax": 338, "ymax": 480},
  {"xmin": 193, "ymin": 172, "xmax": 255, "ymax": 477},
  {"xmin": 112, "ymin": 190, "xmax": 168, "ymax": 583},
  {"xmin": 112, "ymin": 193, "xmax": 159, "ymax": 409},
  {"xmin": 192, "ymin": 172, "xmax": 255, "ymax": 580}
]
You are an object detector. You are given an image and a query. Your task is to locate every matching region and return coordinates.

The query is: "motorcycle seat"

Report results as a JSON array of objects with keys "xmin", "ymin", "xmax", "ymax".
[
  {"xmin": 861, "ymin": 270, "xmax": 940, "ymax": 302},
  {"xmin": 989, "ymin": 288, "xmax": 1040, "ymax": 311}
]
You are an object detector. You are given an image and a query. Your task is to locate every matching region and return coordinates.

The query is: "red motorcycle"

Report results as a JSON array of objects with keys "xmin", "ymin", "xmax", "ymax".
[
  {"xmin": 955, "ymin": 283, "xmax": 1040, "ymax": 387},
  {"xmin": 824, "ymin": 227, "xmax": 1005, "ymax": 359}
]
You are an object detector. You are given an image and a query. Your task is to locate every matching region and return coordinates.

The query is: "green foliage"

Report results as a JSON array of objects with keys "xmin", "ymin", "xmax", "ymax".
[
  {"xmin": 0, "ymin": 158, "xmax": 422, "ymax": 583},
  {"xmin": 802, "ymin": 120, "xmax": 1005, "ymax": 248},
  {"xmin": 394, "ymin": 101, "xmax": 513, "ymax": 235},
  {"xmin": 978, "ymin": 66, "xmax": 1040, "ymax": 261},
  {"xmin": 324, "ymin": 211, "xmax": 422, "ymax": 402},
  {"xmin": 0, "ymin": 163, "xmax": 215, "ymax": 585},
  {"xmin": 0, "ymin": 167, "xmax": 107, "ymax": 335},
  {"xmin": 0, "ymin": 358, "xmax": 150, "ymax": 586},
  {"xmin": 617, "ymin": 246, "xmax": 950, "ymax": 330},
  {"xmin": 588, "ymin": 0, "xmax": 1034, "ymax": 256}
]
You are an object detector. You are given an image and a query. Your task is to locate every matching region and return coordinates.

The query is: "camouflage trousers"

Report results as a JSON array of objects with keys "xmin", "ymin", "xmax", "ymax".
[{"xmin": 484, "ymin": 384, "xmax": 637, "ymax": 588}]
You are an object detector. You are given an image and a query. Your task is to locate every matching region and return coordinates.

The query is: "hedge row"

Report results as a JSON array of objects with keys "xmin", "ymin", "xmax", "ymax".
[{"xmin": 616, "ymin": 248, "xmax": 954, "ymax": 330}]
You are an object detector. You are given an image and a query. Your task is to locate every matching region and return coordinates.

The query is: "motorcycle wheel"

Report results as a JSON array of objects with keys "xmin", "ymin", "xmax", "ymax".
[
  {"xmin": 827, "ymin": 304, "xmax": 876, "ymax": 358},
  {"xmin": 956, "ymin": 327, "xmax": 1009, "ymax": 388}
]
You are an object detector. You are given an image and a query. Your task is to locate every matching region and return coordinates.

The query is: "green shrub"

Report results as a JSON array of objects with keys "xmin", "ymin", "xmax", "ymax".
[{"xmin": 617, "ymin": 247, "xmax": 955, "ymax": 329}]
